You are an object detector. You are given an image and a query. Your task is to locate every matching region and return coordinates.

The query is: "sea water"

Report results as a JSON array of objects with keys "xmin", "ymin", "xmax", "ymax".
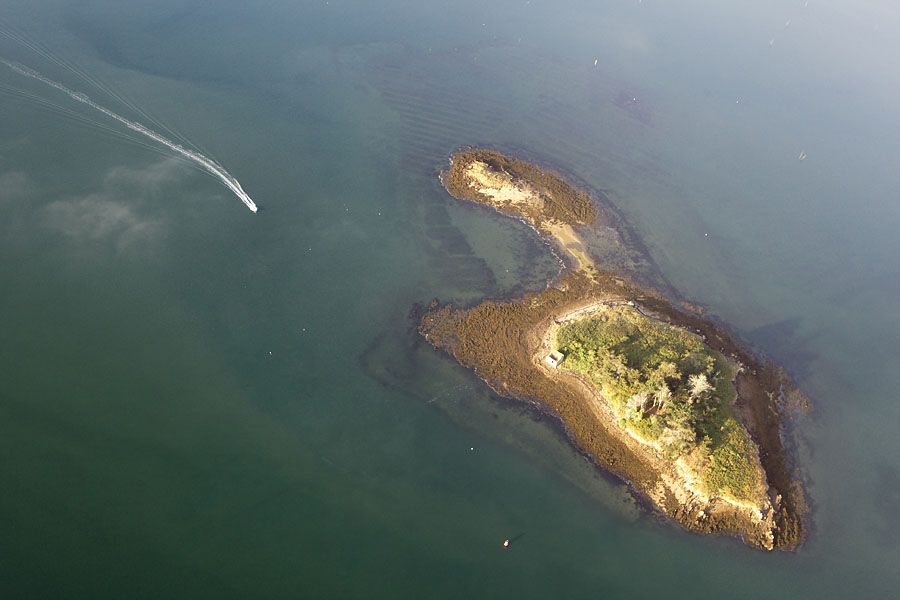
[{"xmin": 2, "ymin": 0, "xmax": 899, "ymax": 597}]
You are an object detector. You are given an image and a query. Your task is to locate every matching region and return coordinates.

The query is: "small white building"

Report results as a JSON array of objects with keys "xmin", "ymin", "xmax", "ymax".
[{"xmin": 545, "ymin": 351, "xmax": 563, "ymax": 368}]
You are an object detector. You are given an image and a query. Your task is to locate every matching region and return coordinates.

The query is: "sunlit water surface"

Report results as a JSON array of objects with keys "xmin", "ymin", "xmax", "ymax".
[{"xmin": 2, "ymin": 1, "xmax": 899, "ymax": 597}]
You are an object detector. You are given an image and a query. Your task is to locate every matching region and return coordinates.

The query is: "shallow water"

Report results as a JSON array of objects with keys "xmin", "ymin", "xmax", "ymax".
[{"xmin": 2, "ymin": 0, "xmax": 899, "ymax": 597}]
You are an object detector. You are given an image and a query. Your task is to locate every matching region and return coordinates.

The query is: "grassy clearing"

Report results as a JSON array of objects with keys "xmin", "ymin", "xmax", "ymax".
[{"xmin": 556, "ymin": 306, "xmax": 766, "ymax": 505}]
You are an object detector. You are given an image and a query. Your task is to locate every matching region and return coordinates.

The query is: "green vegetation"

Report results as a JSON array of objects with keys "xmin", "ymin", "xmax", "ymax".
[{"xmin": 557, "ymin": 306, "xmax": 766, "ymax": 505}]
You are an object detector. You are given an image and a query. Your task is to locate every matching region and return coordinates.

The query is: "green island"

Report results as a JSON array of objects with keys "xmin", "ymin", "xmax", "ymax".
[
  {"xmin": 556, "ymin": 305, "xmax": 763, "ymax": 506},
  {"xmin": 420, "ymin": 149, "xmax": 807, "ymax": 550}
]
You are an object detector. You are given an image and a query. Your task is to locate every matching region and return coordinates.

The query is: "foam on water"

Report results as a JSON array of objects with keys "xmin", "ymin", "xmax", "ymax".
[{"xmin": 1, "ymin": 58, "xmax": 257, "ymax": 213}]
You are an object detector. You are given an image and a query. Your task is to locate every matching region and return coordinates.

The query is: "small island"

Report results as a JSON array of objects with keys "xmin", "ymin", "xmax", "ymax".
[{"xmin": 420, "ymin": 149, "xmax": 806, "ymax": 550}]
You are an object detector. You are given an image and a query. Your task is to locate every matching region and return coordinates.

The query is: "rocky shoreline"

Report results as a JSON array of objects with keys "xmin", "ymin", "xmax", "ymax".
[{"xmin": 419, "ymin": 149, "xmax": 807, "ymax": 550}]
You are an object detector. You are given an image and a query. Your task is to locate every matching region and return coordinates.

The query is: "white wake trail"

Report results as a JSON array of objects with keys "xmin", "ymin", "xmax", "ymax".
[{"xmin": 1, "ymin": 58, "xmax": 258, "ymax": 213}]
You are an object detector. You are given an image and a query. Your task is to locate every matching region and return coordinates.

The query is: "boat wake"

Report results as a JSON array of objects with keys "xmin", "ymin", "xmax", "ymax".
[{"xmin": 1, "ymin": 58, "xmax": 257, "ymax": 213}]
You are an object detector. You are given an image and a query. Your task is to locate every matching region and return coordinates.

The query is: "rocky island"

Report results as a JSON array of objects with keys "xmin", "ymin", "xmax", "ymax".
[{"xmin": 420, "ymin": 149, "xmax": 806, "ymax": 550}]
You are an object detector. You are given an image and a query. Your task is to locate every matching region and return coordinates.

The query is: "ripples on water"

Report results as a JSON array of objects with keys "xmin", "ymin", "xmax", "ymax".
[{"xmin": 2, "ymin": 0, "xmax": 900, "ymax": 597}]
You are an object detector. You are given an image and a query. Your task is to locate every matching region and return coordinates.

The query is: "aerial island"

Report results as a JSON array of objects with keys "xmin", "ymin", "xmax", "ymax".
[{"xmin": 420, "ymin": 149, "xmax": 806, "ymax": 550}]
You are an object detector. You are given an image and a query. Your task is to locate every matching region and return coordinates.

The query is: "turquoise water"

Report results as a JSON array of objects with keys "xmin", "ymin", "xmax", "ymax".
[{"xmin": 2, "ymin": 0, "xmax": 899, "ymax": 597}]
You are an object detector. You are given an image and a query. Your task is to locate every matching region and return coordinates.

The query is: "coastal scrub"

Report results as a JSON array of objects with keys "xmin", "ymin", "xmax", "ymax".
[{"xmin": 555, "ymin": 306, "xmax": 767, "ymax": 505}]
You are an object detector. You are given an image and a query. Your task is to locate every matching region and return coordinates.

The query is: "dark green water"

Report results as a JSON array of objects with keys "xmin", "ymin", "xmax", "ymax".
[{"xmin": 2, "ymin": 0, "xmax": 900, "ymax": 597}]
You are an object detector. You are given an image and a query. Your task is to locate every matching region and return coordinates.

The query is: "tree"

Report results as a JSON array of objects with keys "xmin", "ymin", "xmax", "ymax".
[
  {"xmin": 625, "ymin": 391, "xmax": 651, "ymax": 419},
  {"xmin": 659, "ymin": 410, "xmax": 696, "ymax": 456},
  {"xmin": 688, "ymin": 373, "xmax": 713, "ymax": 402},
  {"xmin": 653, "ymin": 384, "xmax": 672, "ymax": 412}
]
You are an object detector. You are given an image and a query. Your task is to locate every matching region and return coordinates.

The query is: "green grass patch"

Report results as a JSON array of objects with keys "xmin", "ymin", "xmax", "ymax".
[{"xmin": 703, "ymin": 419, "xmax": 766, "ymax": 503}]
